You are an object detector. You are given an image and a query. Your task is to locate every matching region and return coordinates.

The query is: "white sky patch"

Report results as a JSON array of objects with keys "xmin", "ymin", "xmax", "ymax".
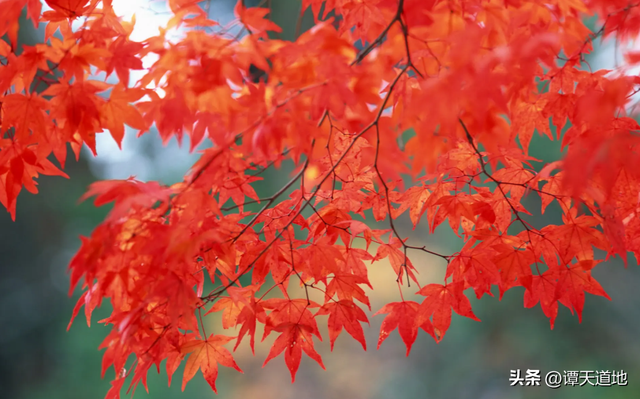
[
  {"xmin": 592, "ymin": 38, "xmax": 640, "ymax": 75},
  {"xmin": 592, "ymin": 38, "xmax": 640, "ymax": 114},
  {"xmin": 91, "ymin": 0, "xmax": 186, "ymax": 182},
  {"xmin": 112, "ymin": 0, "xmax": 171, "ymax": 41}
]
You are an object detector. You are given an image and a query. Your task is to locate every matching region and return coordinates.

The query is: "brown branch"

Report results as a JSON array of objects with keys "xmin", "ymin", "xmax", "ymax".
[
  {"xmin": 351, "ymin": 0, "xmax": 406, "ymax": 66},
  {"xmin": 201, "ymin": 64, "xmax": 412, "ymax": 303}
]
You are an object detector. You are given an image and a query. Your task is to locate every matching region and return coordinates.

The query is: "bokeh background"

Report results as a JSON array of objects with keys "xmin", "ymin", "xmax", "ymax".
[{"xmin": 2, "ymin": 2, "xmax": 640, "ymax": 399}]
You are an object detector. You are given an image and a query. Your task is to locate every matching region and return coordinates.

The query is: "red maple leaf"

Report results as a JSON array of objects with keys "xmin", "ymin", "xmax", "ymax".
[
  {"xmin": 416, "ymin": 282, "xmax": 480, "ymax": 342},
  {"xmin": 374, "ymin": 301, "xmax": 435, "ymax": 355},
  {"xmin": 180, "ymin": 335, "xmax": 243, "ymax": 392},
  {"xmin": 316, "ymin": 299, "xmax": 369, "ymax": 350}
]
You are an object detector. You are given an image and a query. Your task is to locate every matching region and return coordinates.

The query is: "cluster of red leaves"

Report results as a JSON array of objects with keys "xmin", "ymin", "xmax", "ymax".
[{"xmin": 3, "ymin": 0, "xmax": 640, "ymax": 397}]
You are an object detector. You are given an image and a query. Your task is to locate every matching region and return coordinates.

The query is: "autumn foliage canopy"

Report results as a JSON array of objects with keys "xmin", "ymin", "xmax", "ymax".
[{"xmin": 3, "ymin": 0, "xmax": 640, "ymax": 396}]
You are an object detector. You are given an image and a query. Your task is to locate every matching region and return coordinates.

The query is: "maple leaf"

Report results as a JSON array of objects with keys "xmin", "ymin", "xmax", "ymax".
[
  {"xmin": 180, "ymin": 335, "xmax": 243, "ymax": 392},
  {"xmin": 205, "ymin": 285, "xmax": 256, "ymax": 329},
  {"xmin": 520, "ymin": 272, "xmax": 559, "ymax": 329},
  {"xmin": 79, "ymin": 178, "xmax": 173, "ymax": 222},
  {"xmin": 104, "ymin": 377, "xmax": 126, "ymax": 399},
  {"xmin": 552, "ymin": 260, "xmax": 611, "ymax": 322},
  {"xmin": 431, "ymin": 193, "xmax": 479, "ymax": 235},
  {"xmin": 601, "ymin": 201, "xmax": 628, "ymax": 267},
  {"xmin": 106, "ymin": 37, "xmax": 144, "ymax": 86},
  {"xmin": 299, "ymin": 241, "xmax": 345, "ymax": 284},
  {"xmin": 45, "ymin": 0, "xmax": 91, "ymax": 18},
  {"xmin": 260, "ymin": 298, "xmax": 324, "ymax": 381},
  {"xmin": 325, "ymin": 273, "xmax": 371, "ymax": 309},
  {"xmin": 42, "ymin": 79, "xmax": 110, "ymax": 155},
  {"xmin": 447, "ymin": 244, "xmax": 500, "ymax": 299},
  {"xmin": 0, "ymin": 141, "xmax": 68, "ymax": 219},
  {"xmin": 234, "ymin": 3, "xmax": 282, "ymax": 36},
  {"xmin": 416, "ymin": 282, "xmax": 480, "ymax": 342},
  {"xmin": 316, "ymin": 300, "xmax": 369, "ymax": 350},
  {"xmin": 1, "ymin": 93, "xmax": 48, "ymax": 140},
  {"xmin": 100, "ymin": 85, "xmax": 147, "ymax": 148},
  {"xmin": 263, "ymin": 322, "xmax": 325, "ymax": 382},
  {"xmin": 0, "ymin": 0, "xmax": 32, "ymax": 48},
  {"xmin": 233, "ymin": 298, "xmax": 267, "ymax": 354},
  {"xmin": 373, "ymin": 241, "xmax": 419, "ymax": 286},
  {"xmin": 540, "ymin": 213, "xmax": 608, "ymax": 266},
  {"xmin": 374, "ymin": 301, "xmax": 435, "ymax": 355},
  {"xmin": 510, "ymin": 94, "xmax": 551, "ymax": 153},
  {"xmin": 395, "ymin": 184, "xmax": 431, "ymax": 228},
  {"xmin": 492, "ymin": 243, "xmax": 537, "ymax": 296}
]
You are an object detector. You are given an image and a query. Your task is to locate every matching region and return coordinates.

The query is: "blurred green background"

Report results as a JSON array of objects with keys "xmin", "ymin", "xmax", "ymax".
[{"xmin": 2, "ymin": 3, "xmax": 639, "ymax": 399}]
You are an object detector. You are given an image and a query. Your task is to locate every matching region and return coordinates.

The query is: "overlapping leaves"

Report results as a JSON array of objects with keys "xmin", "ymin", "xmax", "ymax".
[{"xmin": 2, "ymin": 0, "xmax": 640, "ymax": 397}]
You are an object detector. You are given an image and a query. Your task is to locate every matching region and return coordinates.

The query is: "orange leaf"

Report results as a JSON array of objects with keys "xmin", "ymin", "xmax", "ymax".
[{"xmin": 180, "ymin": 335, "xmax": 243, "ymax": 392}]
